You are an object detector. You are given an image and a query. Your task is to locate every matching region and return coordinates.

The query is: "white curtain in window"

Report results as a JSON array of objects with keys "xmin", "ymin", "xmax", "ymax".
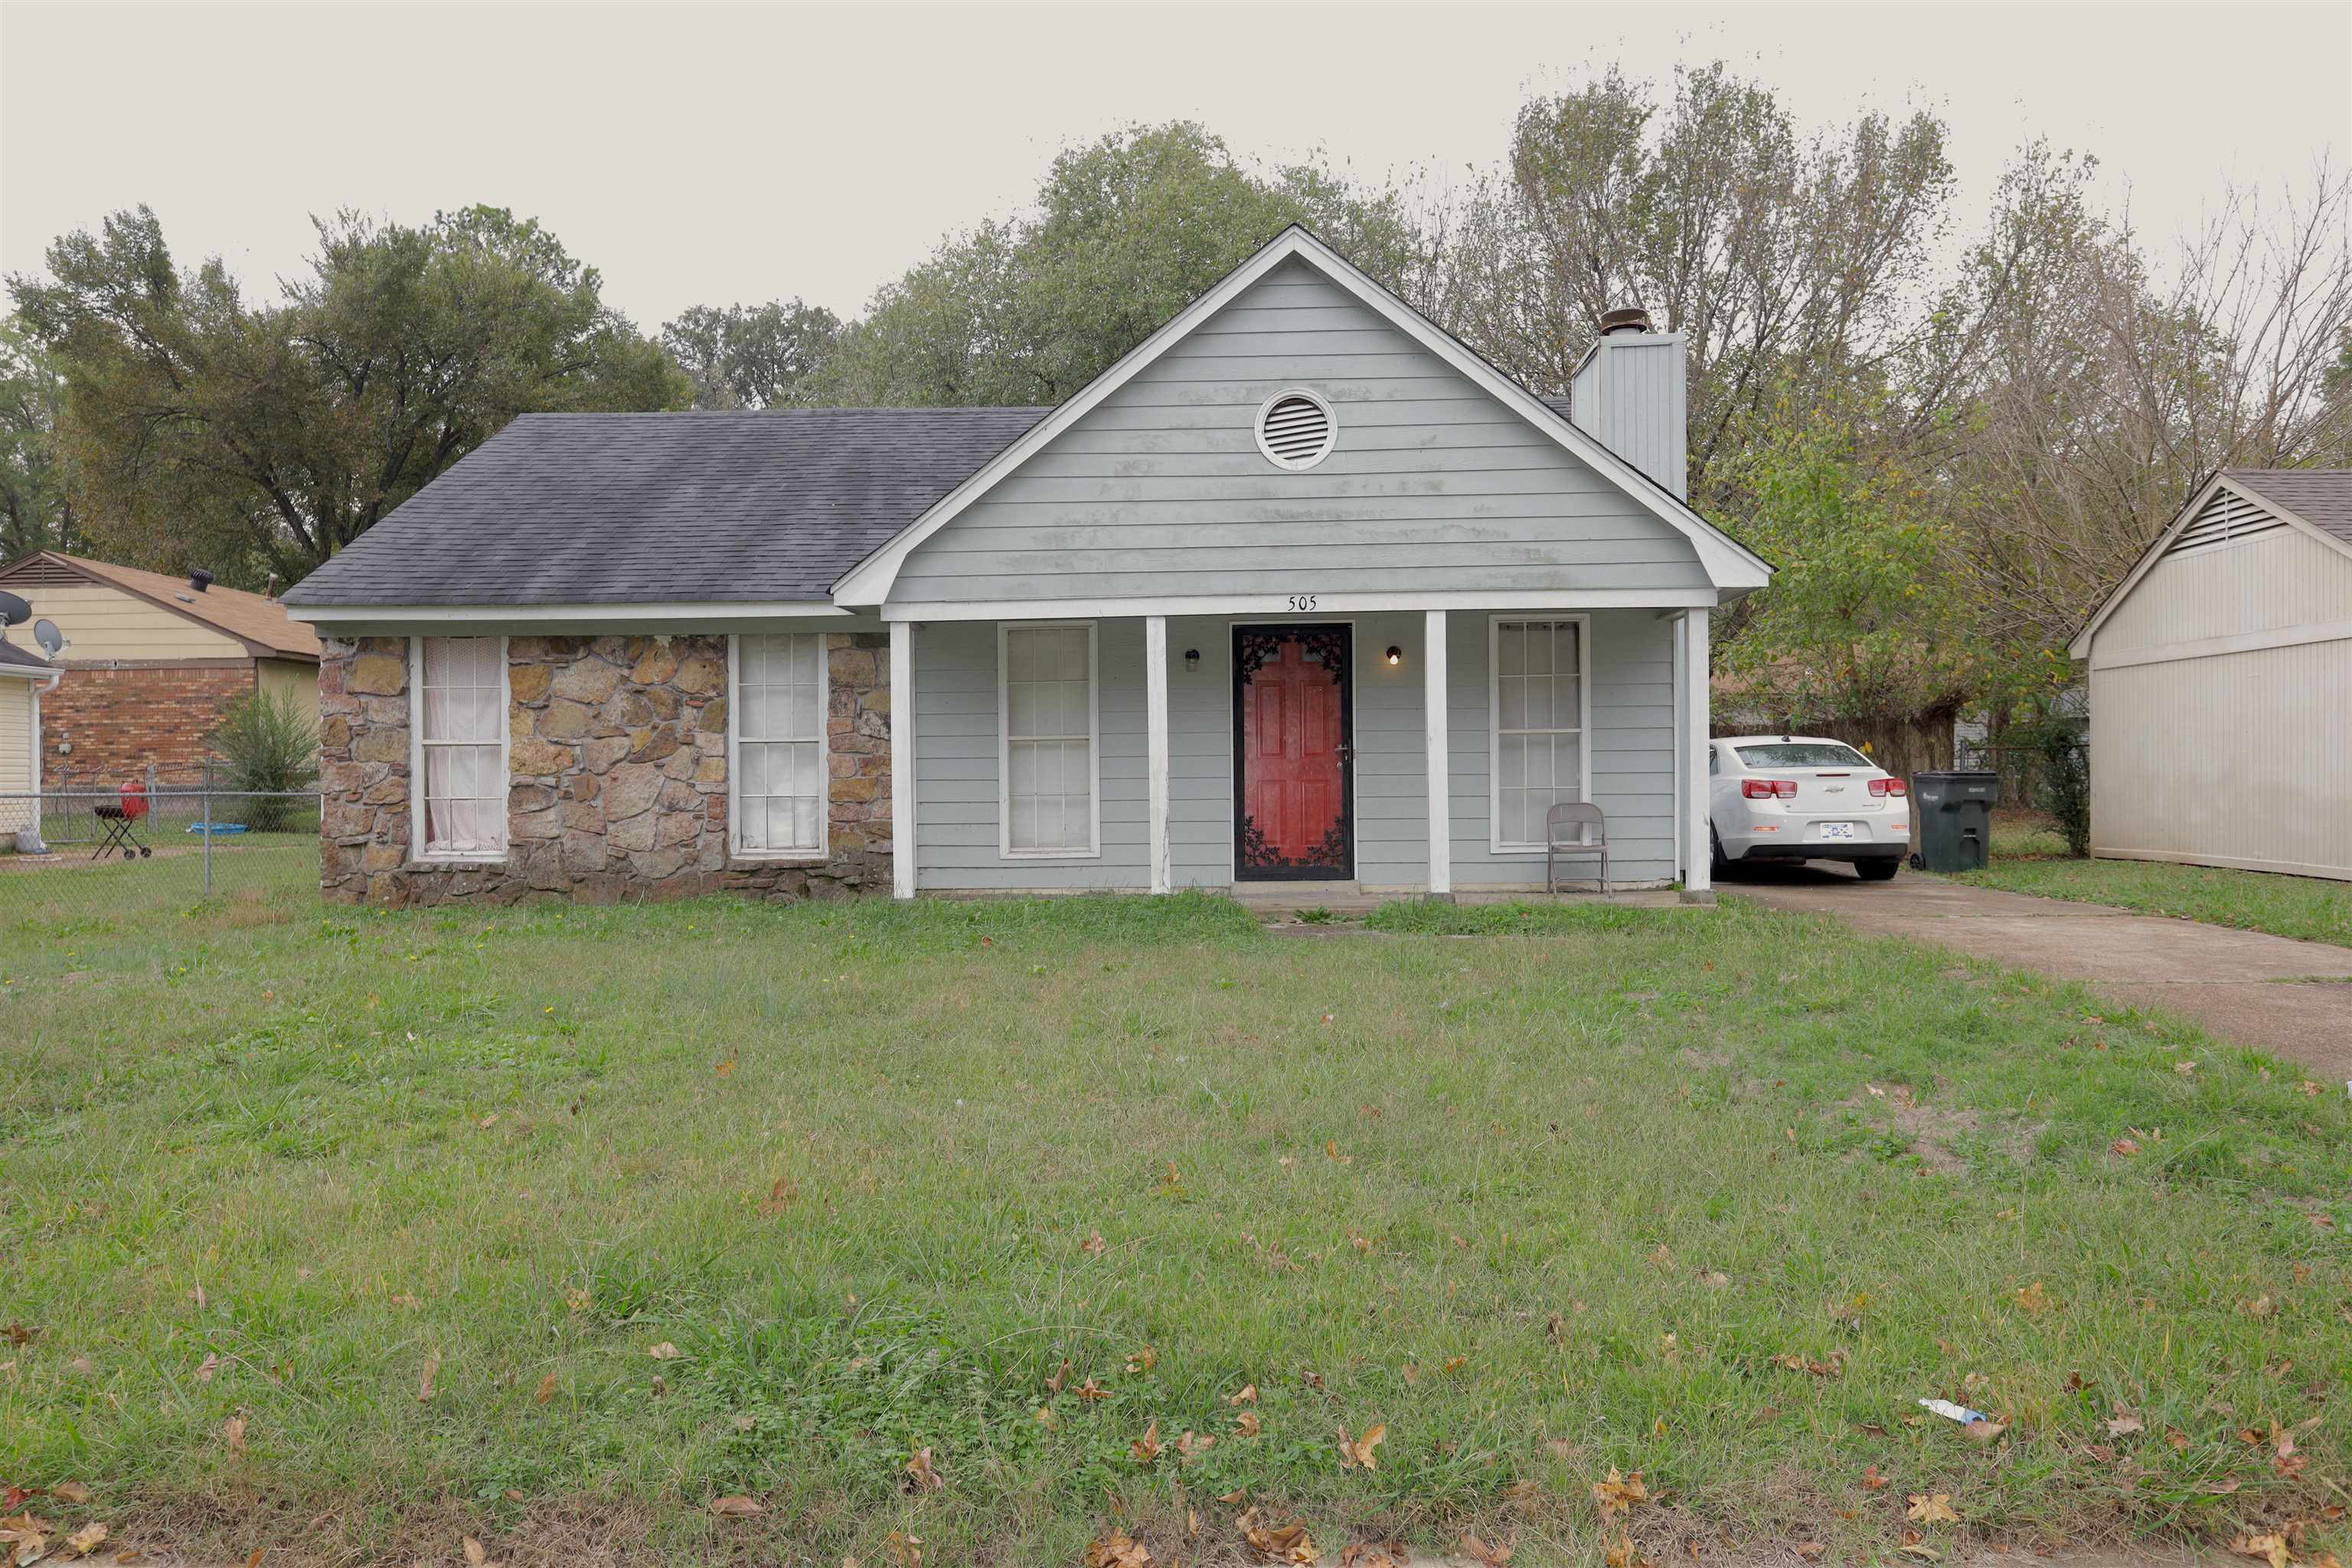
[
  {"xmin": 419, "ymin": 635, "xmax": 507, "ymax": 854},
  {"xmin": 1494, "ymin": 619, "xmax": 1584, "ymax": 847},
  {"xmin": 734, "ymin": 632, "xmax": 827, "ymax": 854},
  {"xmin": 1004, "ymin": 625, "xmax": 1093, "ymax": 853}
]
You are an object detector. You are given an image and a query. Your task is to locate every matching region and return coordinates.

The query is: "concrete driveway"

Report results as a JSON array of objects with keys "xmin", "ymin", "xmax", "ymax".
[{"xmin": 1726, "ymin": 861, "xmax": 2352, "ymax": 1079}]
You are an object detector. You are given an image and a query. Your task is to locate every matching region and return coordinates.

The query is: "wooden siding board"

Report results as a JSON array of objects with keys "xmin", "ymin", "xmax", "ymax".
[
  {"xmin": 913, "ymin": 608, "xmax": 1676, "ymax": 892},
  {"xmin": 897, "ymin": 259, "xmax": 1703, "ymax": 606}
]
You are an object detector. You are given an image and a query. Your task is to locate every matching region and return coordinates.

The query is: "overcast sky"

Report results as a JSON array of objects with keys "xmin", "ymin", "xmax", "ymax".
[{"xmin": 2, "ymin": 1, "xmax": 2346, "ymax": 332}]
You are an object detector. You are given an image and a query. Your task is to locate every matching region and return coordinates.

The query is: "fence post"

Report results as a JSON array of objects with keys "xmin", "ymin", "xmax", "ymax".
[{"xmin": 201, "ymin": 756, "xmax": 214, "ymax": 897}]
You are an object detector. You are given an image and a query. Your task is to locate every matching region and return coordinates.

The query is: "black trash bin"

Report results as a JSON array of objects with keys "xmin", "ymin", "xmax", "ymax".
[{"xmin": 1910, "ymin": 771, "xmax": 2000, "ymax": 872}]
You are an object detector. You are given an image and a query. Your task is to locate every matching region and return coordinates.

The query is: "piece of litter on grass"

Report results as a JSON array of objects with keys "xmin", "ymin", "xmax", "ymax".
[{"xmin": 1919, "ymin": 1398, "xmax": 1988, "ymax": 1426}]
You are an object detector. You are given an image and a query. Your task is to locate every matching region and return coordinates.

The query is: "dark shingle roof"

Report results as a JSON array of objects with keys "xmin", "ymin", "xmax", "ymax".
[
  {"xmin": 2224, "ymin": 469, "xmax": 2352, "ymax": 550},
  {"xmin": 0, "ymin": 638, "xmax": 53, "ymax": 674},
  {"xmin": 284, "ymin": 408, "xmax": 1050, "ymax": 607}
]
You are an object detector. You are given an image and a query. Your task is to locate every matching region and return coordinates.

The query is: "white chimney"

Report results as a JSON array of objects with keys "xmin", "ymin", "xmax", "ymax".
[{"xmin": 1567, "ymin": 305, "xmax": 1688, "ymax": 501}]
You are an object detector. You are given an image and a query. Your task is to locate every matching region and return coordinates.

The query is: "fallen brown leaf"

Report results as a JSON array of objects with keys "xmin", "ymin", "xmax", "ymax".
[
  {"xmin": 223, "ymin": 1413, "xmax": 247, "ymax": 1452},
  {"xmin": 903, "ymin": 1446, "xmax": 944, "ymax": 1492},
  {"xmin": 1131, "ymin": 1419, "xmax": 1164, "ymax": 1464},
  {"xmin": 64, "ymin": 1521, "xmax": 108, "ymax": 1557},
  {"xmin": 418, "ymin": 1351, "xmax": 440, "ymax": 1402},
  {"xmin": 51, "ymin": 1484, "xmax": 91, "ymax": 1505},
  {"xmin": 1337, "ymin": 1422, "xmax": 1387, "ymax": 1470},
  {"xmin": 1086, "ymin": 1530, "xmax": 1155, "ymax": 1568},
  {"xmin": 1592, "ymin": 1468, "xmax": 1649, "ymax": 1522},
  {"xmin": 1906, "ymin": 1493, "xmax": 1958, "ymax": 1525},
  {"xmin": 1230, "ymin": 1383, "xmax": 1259, "ymax": 1405},
  {"xmin": 710, "ymin": 1496, "xmax": 763, "ymax": 1517},
  {"xmin": 1461, "ymin": 1534, "xmax": 1514, "ymax": 1568},
  {"xmin": 534, "ymin": 1373, "xmax": 557, "ymax": 1406}
]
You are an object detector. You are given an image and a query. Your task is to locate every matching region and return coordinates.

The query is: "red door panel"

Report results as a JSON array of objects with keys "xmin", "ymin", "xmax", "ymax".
[{"xmin": 1235, "ymin": 627, "xmax": 1353, "ymax": 879}]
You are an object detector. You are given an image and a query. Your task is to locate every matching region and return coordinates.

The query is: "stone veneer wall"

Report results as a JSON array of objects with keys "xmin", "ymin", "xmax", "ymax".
[{"xmin": 318, "ymin": 632, "xmax": 892, "ymax": 905}]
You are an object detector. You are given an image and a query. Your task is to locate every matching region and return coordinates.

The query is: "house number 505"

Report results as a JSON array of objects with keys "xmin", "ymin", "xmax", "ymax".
[{"xmin": 1286, "ymin": 594, "xmax": 1318, "ymax": 612}]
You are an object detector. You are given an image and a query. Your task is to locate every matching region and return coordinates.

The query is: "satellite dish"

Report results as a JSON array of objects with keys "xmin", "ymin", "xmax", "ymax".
[
  {"xmin": 0, "ymin": 590, "xmax": 29, "ymax": 628},
  {"xmin": 34, "ymin": 619, "xmax": 64, "ymax": 658}
]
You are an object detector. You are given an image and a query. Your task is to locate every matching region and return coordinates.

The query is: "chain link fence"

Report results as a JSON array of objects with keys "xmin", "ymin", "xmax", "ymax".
[{"xmin": 0, "ymin": 779, "xmax": 322, "ymax": 922}]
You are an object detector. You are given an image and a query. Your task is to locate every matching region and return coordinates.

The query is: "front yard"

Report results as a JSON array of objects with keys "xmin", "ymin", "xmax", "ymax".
[
  {"xmin": 1955, "ymin": 810, "xmax": 2352, "ymax": 948},
  {"xmin": 2, "ymin": 888, "xmax": 2347, "ymax": 1567}
]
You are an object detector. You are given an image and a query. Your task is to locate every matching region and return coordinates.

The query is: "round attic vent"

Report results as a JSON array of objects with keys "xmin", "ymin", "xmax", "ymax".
[{"xmin": 1255, "ymin": 388, "xmax": 1336, "ymax": 471}]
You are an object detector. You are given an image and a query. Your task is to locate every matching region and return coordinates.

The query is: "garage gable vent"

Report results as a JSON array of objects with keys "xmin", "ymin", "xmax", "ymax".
[
  {"xmin": 0, "ymin": 558, "xmax": 79, "ymax": 588},
  {"xmin": 1255, "ymin": 389, "xmax": 1336, "ymax": 470},
  {"xmin": 2167, "ymin": 488, "xmax": 2285, "ymax": 558}
]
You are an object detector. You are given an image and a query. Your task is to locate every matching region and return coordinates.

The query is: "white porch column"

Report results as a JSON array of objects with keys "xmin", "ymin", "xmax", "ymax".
[
  {"xmin": 1423, "ymin": 609, "xmax": 1450, "ymax": 897},
  {"xmin": 1670, "ymin": 612, "xmax": 1687, "ymax": 880},
  {"xmin": 889, "ymin": 619, "xmax": 916, "ymax": 900},
  {"xmin": 1682, "ymin": 606, "xmax": 1713, "ymax": 899},
  {"xmin": 1145, "ymin": 614, "xmax": 1171, "ymax": 894}
]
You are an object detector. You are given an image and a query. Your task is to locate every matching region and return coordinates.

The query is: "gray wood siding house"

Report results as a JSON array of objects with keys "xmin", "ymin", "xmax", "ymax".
[{"xmin": 283, "ymin": 228, "xmax": 1769, "ymax": 906}]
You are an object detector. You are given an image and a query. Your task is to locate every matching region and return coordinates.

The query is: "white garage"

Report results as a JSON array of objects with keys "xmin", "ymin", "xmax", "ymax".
[{"xmin": 2069, "ymin": 469, "xmax": 2352, "ymax": 882}]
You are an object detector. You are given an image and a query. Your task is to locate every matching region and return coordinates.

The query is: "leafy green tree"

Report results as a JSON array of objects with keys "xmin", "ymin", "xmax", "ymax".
[
  {"xmin": 8, "ymin": 205, "xmax": 691, "ymax": 586},
  {"xmin": 662, "ymin": 298, "xmax": 841, "ymax": 409},
  {"xmin": 1714, "ymin": 390, "xmax": 1984, "ymax": 777},
  {"xmin": 0, "ymin": 318, "xmax": 80, "ymax": 559},
  {"xmin": 815, "ymin": 122, "xmax": 1429, "ymax": 407}
]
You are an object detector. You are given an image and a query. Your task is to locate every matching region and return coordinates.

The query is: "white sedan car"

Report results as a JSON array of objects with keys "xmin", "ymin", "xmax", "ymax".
[{"xmin": 1710, "ymin": 734, "xmax": 1909, "ymax": 880}]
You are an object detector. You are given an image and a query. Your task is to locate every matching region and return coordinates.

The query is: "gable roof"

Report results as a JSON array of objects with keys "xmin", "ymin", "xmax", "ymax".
[
  {"xmin": 831, "ymin": 226, "xmax": 1771, "ymax": 605},
  {"xmin": 0, "ymin": 638, "xmax": 55, "ymax": 678},
  {"xmin": 283, "ymin": 408, "xmax": 1049, "ymax": 609},
  {"xmin": 2067, "ymin": 469, "xmax": 2352, "ymax": 658},
  {"xmin": 0, "ymin": 551, "xmax": 322, "ymax": 660},
  {"xmin": 2223, "ymin": 469, "xmax": 2352, "ymax": 550}
]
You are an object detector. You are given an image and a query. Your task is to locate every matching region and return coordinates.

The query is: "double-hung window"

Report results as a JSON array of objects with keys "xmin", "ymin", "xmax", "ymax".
[
  {"xmin": 999, "ymin": 622, "xmax": 1099, "ymax": 857},
  {"xmin": 412, "ymin": 635, "xmax": 509, "ymax": 860},
  {"xmin": 1488, "ymin": 616, "xmax": 1590, "ymax": 851},
  {"xmin": 730, "ymin": 632, "xmax": 829, "ymax": 858}
]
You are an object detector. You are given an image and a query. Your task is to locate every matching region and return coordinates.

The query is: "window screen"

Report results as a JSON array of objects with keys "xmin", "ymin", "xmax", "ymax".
[
  {"xmin": 1003, "ymin": 624, "xmax": 1096, "ymax": 854},
  {"xmin": 1492, "ymin": 619, "xmax": 1585, "ymax": 848},
  {"xmin": 733, "ymin": 632, "xmax": 828, "ymax": 855},
  {"xmin": 416, "ymin": 636, "xmax": 507, "ymax": 857}
]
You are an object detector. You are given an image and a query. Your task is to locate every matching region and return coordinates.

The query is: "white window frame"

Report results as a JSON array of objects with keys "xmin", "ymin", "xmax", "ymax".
[
  {"xmin": 726, "ymin": 632, "xmax": 832, "ymax": 863},
  {"xmin": 408, "ymin": 635, "xmax": 511, "ymax": 864},
  {"xmin": 1486, "ymin": 612, "xmax": 1593, "ymax": 855},
  {"xmin": 997, "ymin": 619, "xmax": 1102, "ymax": 860}
]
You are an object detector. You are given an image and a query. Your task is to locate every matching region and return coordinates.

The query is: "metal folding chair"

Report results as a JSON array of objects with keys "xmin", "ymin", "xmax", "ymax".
[
  {"xmin": 90, "ymin": 782, "xmax": 153, "ymax": 861},
  {"xmin": 1544, "ymin": 802, "xmax": 1609, "ymax": 897}
]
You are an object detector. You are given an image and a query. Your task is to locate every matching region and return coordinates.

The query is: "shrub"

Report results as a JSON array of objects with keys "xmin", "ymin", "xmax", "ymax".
[
  {"xmin": 207, "ymin": 688, "xmax": 319, "ymax": 832},
  {"xmin": 2040, "ymin": 730, "xmax": 2092, "ymax": 858}
]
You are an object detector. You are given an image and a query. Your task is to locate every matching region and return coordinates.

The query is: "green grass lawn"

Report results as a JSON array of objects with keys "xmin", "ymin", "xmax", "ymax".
[
  {"xmin": 3, "ymin": 884, "xmax": 2347, "ymax": 1568},
  {"xmin": 1955, "ymin": 812, "xmax": 2352, "ymax": 949}
]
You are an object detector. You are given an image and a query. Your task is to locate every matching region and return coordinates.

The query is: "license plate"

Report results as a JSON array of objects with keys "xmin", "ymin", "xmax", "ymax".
[{"xmin": 1818, "ymin": 822, "xmax": 1859, "ymax": 841}]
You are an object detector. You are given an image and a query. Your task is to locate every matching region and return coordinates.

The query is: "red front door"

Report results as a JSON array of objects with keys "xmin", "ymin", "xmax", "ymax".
[{"xmin": 1233, "ymin": 626, "xmax": 1353, "ymax": 880}]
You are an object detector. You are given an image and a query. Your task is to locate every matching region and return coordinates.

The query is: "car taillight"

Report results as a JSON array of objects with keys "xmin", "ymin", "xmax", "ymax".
[
  {"xmin": 1869, "ymin": 778, "xmax": 1908, "ymax": 797},
  {"xmin": 1743, "ymin": 779, "xmax": 1798, "ymax": 799}
]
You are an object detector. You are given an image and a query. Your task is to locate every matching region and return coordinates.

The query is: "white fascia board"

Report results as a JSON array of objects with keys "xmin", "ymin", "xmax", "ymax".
[
  {"xmin": 285, "ymin": 601, "xmax": 852, "ymax": 626},
  {"xmin": 830, "ymin": 226, "xmax": 1771, "ymax": 607},
  {"xmin": 880, "ymin": 588, "xmax": 1723, "ymax": 622}
]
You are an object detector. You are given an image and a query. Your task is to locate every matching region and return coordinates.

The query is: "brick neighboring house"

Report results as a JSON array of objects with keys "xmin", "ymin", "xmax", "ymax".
[{"xmin": 0, "ymin": 552, "xmax": 322, "ymax": 786}]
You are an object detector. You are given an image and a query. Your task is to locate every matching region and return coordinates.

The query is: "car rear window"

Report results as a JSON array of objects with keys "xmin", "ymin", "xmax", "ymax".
[{"xmin": 1734, "ymin": 743, "xmax": 1871, "ymax": 769}]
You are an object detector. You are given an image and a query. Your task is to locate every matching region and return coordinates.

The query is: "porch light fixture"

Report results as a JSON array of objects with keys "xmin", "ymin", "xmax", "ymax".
[
  {"xmin": 1184, "ymin": 648, "xmax": 1200, "ymax": 671},
  {"xmin": 1385, "ymin": 646, "xmax": 1403, "ymax": 666}
]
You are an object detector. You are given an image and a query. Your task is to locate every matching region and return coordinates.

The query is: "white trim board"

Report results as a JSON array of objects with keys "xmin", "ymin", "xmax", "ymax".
[
  {"xmin": 288, "ymin": 602, "xmax": 852, "ymax": 626},
  {"xmin": 882, "ymin": 588, "xmax": 1722, "ymax": 622},
  {"xmin": 831, "ymin": 225, "xmax": 1771, "ymax": 606},
  {"xmin": 2069, "ymin": 472, "xmax": 2352, "ymax": 659},
  {"xmin": 2088, "ymin": 616, "xmax": 2352, "ymax": 671}
]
